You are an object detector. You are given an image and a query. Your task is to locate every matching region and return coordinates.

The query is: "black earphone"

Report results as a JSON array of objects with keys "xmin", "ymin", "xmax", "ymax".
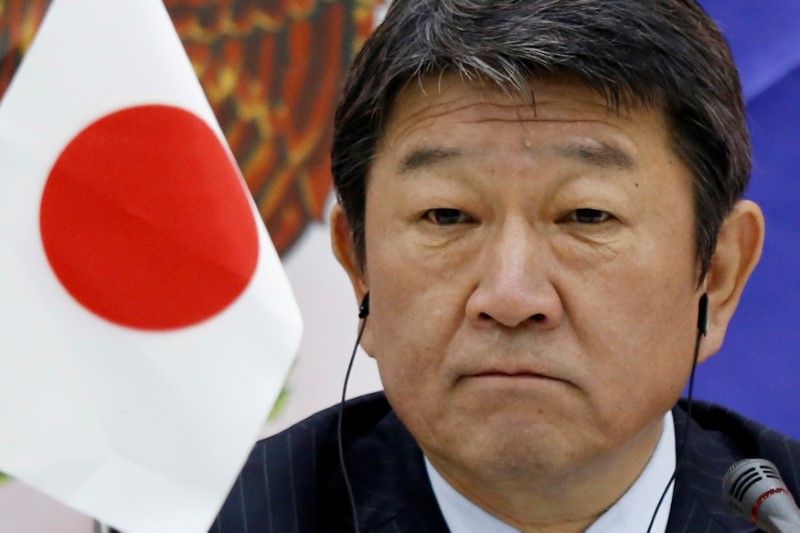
[
  {"xmin": 358, "ymin": 293, "xmax": 370, "ymax": 319},
  {"xmin": 697, "ymin": 292, "xmax": 709, "ymax": 336}
]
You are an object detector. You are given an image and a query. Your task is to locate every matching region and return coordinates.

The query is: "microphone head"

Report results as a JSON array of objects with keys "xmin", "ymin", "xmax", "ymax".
[{"xmin": 723, "ymin": 458, "xmax": 800, "ymax": 531}]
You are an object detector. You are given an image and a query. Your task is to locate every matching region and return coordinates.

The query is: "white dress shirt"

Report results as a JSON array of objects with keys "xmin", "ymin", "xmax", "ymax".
[{"xmin": 425, "ymin": 411, "xmax": 676, "ymax": 532}]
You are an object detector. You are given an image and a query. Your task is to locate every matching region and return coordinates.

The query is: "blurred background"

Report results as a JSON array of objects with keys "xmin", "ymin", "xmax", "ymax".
[{"xmin": 0, "ymin": 0, "xmax": 797, "ymax": 530}]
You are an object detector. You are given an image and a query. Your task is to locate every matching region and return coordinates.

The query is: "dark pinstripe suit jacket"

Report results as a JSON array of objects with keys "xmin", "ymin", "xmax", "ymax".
[{"xmin": 211, "ymin": 392, "xmax": 800, "ymax": 532}]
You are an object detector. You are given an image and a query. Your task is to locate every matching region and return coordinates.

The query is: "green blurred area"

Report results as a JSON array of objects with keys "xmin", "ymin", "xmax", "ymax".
[{"xmin": 268, "ymin": 387, "xmax": 290, "ymax": 422}]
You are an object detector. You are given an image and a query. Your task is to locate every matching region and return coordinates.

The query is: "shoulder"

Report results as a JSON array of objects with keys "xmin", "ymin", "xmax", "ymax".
[
  {"xmin": 252, "ymin": 390, "xmax": 394, "ymax": 466},
  {"xmin": 211, "ymin": 392, "xmax": 403, "ymax": 532},
  {"xmin": 676, "ymin": 399, "xmax": 800, "ymax": 479},
  {"xmin": 666, "ymin": 399, "xmax": 800, "ymax": 532}
]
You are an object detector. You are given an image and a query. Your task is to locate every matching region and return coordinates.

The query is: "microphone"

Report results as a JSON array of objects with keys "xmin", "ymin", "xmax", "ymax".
[{"xmin": 722, "ymin": 458, "xmax": 800, "ymax": 532}]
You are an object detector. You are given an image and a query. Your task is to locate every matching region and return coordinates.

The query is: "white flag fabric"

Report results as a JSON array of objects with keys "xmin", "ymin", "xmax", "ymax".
[{"xmin": 0, "ymin": 1, "xmax": 302, "ymax": 532}]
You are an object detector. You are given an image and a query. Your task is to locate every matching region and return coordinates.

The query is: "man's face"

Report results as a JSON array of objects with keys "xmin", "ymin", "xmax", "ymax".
[{"xmin": 349, "ymin": 75, "xmax": 706, "ymax": 486}]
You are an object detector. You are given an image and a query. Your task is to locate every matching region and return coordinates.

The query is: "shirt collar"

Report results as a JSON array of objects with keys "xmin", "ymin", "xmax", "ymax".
[{"xmin": 425, "ymin": 411, "xmax": 676, "ymax": 532}]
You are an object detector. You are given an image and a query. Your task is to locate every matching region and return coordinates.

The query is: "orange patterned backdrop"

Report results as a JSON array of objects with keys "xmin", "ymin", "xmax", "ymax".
[{"xmin": 0, "ymin": 0, "xmax": 379, "ymax": 254}]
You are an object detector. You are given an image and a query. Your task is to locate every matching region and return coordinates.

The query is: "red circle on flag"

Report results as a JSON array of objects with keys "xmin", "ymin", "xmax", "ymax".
[{"xmin": 40, "ymin": 105, "xmax": 260, "ymax": 330}]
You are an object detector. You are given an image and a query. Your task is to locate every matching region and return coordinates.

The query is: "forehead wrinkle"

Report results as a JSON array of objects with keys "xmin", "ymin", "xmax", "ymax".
[
  {"xmin": 391, "ymin": 107, "xmax": 638, "ymax": 148},
  {"xmin": 396, "ymin": 144, "xmax": 634, "ymax": 179},
  {"xmin": 455, "ymin": 117, "xmax": 641, "ymax": 171},
  {"xmin": 393, "ymin": 117, "xmax": 640, "ymax": 172},
  {"xmin": 385, "ymin": 98, "xmax": 530, "ymax": 147},
  {"xmin": 383, "ymin": 85, "xmax": 650, "ymax": 176}
]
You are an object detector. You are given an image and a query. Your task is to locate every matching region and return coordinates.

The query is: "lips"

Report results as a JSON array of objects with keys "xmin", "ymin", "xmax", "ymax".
[
  {"xmin": 454, "ymin": 354, "xmax": 575, "ymax": 385},
  {"xmin": 477, "ymin": 371, "xmax": 547, "ymax": 377},
  {"xmin": 463, "ymin": 367, "xmax": 566, "ymax": 382}
]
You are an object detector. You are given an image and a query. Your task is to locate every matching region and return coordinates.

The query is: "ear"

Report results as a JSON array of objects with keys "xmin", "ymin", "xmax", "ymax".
[
  {"xmin": 330, "ymin": 203, "xmax": 369, "ymax": 308},
  {"xmin": 699, "ymin": 199, "xmax": 765, "ymax": 362}
]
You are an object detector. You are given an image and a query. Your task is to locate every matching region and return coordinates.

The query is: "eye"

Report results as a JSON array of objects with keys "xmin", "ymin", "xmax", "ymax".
[
  {"xmin": 567, "ymin": 208, "xmax": 612, "ymax": 224},
  {"xmin": 424, "ymin": 208, "xmax": 470, "ymax": 225}
]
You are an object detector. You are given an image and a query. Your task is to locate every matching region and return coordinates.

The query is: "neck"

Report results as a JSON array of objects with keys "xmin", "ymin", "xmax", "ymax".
[{"xmin": 425, "ymin": 416, "xmax": 665, "ymax": 531}]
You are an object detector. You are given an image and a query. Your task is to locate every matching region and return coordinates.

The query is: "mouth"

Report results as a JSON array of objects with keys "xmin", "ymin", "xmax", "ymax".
[
  {"xmin": 473, "ymin": 371, "xmax": 548, "ymax": 378},
  {"xmin": 457, "ymin": 371, "xmax": 572, "ymax": 399},
  {"xmin": 463, "ymin": 369, "xmax": 566, "ymax": 383}
]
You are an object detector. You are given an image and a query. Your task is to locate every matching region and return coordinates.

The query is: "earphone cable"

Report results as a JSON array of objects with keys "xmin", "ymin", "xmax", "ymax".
[{"xmin": 337, "ymin": 315, "xmax": 367, "ymax": 533}]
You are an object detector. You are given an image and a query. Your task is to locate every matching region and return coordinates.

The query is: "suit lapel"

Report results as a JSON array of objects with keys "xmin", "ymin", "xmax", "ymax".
[
  {"xmin": 330, "ymin": 408, "xmax": 450, "ymax": 532},
  {"xmin": 666, "ymin": 403, "xmax": 755, "ymax": 532}
]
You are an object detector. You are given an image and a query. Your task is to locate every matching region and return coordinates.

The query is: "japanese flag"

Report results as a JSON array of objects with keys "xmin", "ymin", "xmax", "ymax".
[{"xmin": 0, "ymin": 1, "xmax": 302, "ymax": 532}]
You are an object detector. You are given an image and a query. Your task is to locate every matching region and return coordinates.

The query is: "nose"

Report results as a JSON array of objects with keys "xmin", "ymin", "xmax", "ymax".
[{"xmin": 465, "ymin": 219, "xmax": 564, "ymax": 329}]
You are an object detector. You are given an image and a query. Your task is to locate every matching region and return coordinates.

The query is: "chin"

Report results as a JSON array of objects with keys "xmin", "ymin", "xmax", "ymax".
[
  {"xmin": 450, "ymin": 421, "xmax": 599, "ymax": 481},
  {"xmin": 458, "ymin": 441, "xmax": 583, "ymax": 488}
]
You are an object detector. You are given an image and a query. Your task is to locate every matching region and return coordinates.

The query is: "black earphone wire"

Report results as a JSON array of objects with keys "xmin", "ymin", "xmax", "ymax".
[
  {"xmin": 646, "ymin": 295, "xmax": 707, "ymax": 532},
  {"xmin": 337, "ymin": 313, "xmax": 367, "ymax": 533}
]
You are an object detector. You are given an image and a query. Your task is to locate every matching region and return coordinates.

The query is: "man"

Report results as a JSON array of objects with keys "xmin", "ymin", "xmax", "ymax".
[{"xmin": 213, "ymin": 1, "xmax": 800, "ymax": 531}]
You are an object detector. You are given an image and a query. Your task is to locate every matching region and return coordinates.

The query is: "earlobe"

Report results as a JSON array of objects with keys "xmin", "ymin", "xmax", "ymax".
[
  {"xmin": 699, "ymin": 200, "xmax": 765, "ymax": 361},
  {"xmin": 330, "ymin": 203, "xmax": 369, "ymax": 305}
]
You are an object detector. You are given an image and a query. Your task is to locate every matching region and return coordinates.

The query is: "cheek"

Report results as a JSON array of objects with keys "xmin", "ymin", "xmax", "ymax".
[
  {"xmin": 360, "ymin": 232, "xmax": 483, "ymax": 422},
  {"xmin": 565, "ymin": 255, "xmax": 699, "ymax": 426},
  {"xmin": 363, "ymin": 211, "xmax": 474, "ymax": 335},
  {"xmin": 362, "ymin": 249, "xmax": 459, "ymax": 375}
]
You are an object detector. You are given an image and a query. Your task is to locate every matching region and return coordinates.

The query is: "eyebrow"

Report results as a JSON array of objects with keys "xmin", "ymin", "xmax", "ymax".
[
  {"xmin": 399, "ymin": 147, "xmax": 463, "ymax": 174},
  {"xmin": 397, "ymin": 141, "xmax": 636, "ymax": 174},
  {"xmin": 557, "ymin": 142, "xmax": 636, "ymax": 170}
]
